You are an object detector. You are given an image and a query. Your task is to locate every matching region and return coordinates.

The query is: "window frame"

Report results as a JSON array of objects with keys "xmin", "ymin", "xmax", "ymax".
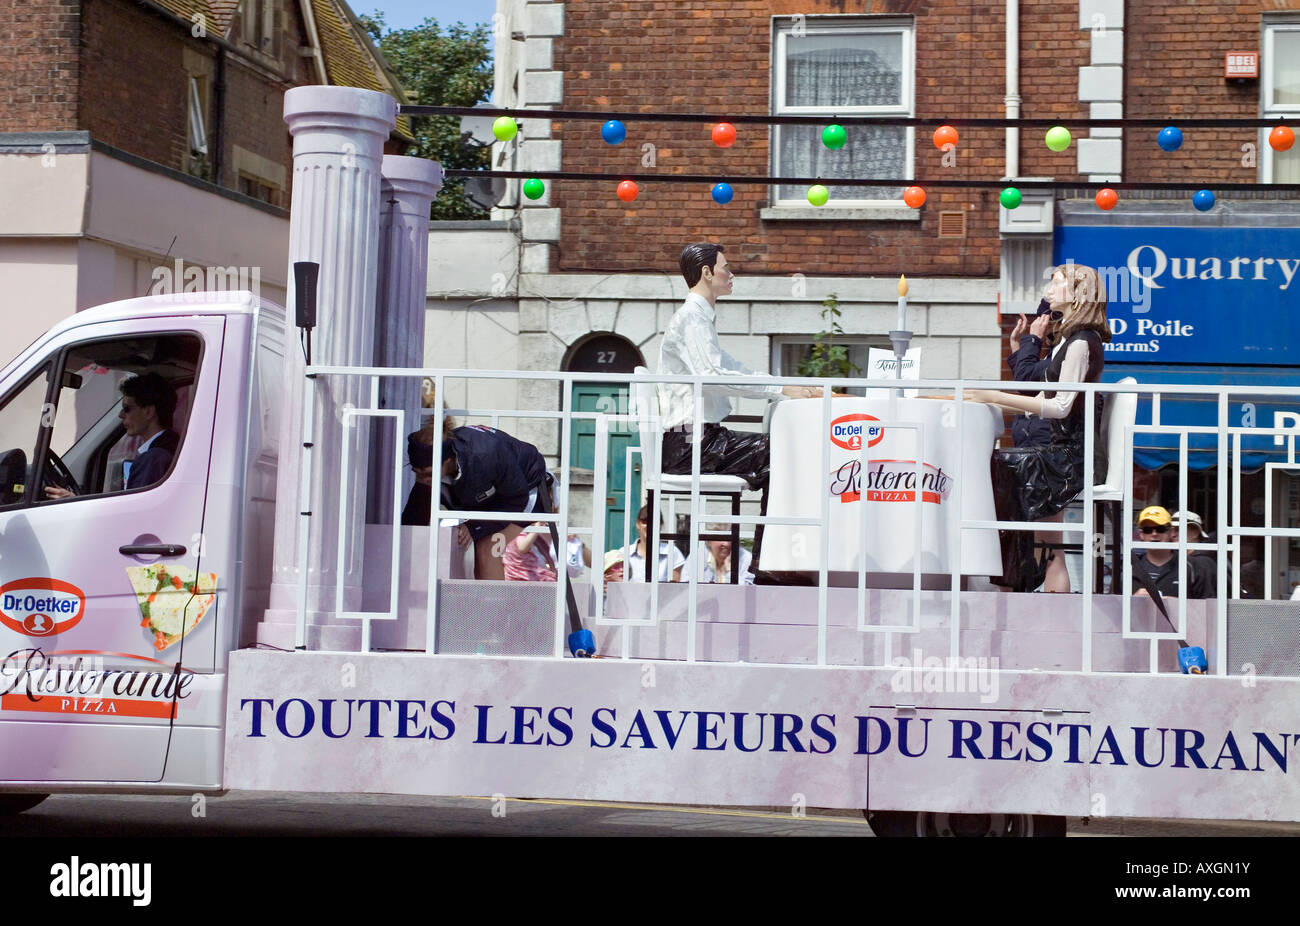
[
  {"xmin": 770, "ymin": 15, "xmax": 916, "ymax": 209},
  {"xmin": 188, "ymin": 75, "xmax": 209, "ymax": 159},
  {"xmin": 770, "ymin": 334, "xmax": 895, "ymax": 395},
  {"xmin": 0, "ymin": 363, "xmax": 56, "ymax": 510},
  {"xmin": 9, "ymin": 332, "xmax": 207, "ymax": 510},
  {"xmin": 1262, "ymin": 17, "xmax": 1300, "ymax": 183}
]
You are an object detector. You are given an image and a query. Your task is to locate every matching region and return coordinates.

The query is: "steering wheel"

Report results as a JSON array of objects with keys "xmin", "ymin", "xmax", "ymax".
[{"xmin": 43, "ymin": 448, "xmax": 81, "ymax": 497}]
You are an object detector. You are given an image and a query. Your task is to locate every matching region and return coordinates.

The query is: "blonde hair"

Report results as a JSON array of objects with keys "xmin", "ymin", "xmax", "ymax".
[
  {"xmin": 1052, "ymin": 263, "xmax": 1112, "ymax": 344},
  {"xmin": 413, "ymin": 380, "xmax": 454, "ymax": 445}
]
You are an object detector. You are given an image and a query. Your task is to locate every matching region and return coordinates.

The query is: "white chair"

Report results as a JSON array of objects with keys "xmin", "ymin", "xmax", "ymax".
[
  {"xmin": 631, "ymin": 367, "xmax": 746, "ymax": 583},
  {"xmin": 1064, "ymin": 377, "xmax": 1137, "ymax": 592},
  {"xmin": 1094, "ymin": 377, "xmax": 1138, "ymax": 590}
]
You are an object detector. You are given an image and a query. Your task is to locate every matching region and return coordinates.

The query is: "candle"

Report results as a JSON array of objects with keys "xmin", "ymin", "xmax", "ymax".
[{"xmin": 896, "ymin": 274, "xmax": 909, "ymax": 331}]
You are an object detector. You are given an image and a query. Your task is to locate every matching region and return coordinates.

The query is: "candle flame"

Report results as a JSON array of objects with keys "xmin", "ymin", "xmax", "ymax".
[{"xmin": 897, "ymin": 274, "xmax": 909, "ymax": 298}]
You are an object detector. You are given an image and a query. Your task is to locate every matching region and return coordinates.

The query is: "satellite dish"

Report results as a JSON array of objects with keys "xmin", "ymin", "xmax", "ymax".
[
  {"xmin": 463, "ymin": 174, "xmax": 506, "ymax": 211},
  {"xmin": 459, "ymin": 105, "xmax": 498, "ymax": 146}
]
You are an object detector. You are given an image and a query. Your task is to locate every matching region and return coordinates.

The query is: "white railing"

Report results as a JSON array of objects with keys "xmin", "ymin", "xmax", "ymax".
[{"xmin": 294, "ymin": 364, "xmax": 1300, "ymax": 677}]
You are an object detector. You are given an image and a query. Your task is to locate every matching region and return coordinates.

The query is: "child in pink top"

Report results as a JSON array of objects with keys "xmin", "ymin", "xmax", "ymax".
[{"xmin": 503, "ymin": 523, "xmax": 558, "ymax": 582}]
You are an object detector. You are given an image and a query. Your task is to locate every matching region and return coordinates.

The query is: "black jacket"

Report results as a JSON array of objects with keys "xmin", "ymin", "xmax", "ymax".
[
  {"xmin": 127, "ymin": 429, "xmax": 180, "ymax": 490},
  {"xmin": 1006, "ymin": 335, "xmax": 1051, "ymax": 447},
  {"xmin": 402, "ymin": 425, "xmax": 546, "ymax": 526}
]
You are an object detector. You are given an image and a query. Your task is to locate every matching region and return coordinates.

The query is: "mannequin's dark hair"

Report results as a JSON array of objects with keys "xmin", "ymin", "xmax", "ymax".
[{"xmin": 679, "ymin": 243, "xmax": 724, "ymax": 287}]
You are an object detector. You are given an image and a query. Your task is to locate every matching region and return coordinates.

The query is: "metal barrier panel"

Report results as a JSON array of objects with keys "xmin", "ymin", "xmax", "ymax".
[
  {"xmin": 432, "ymin": 581, "xmax": 557, "ymax": 656},
  {"xmin": 1225, "ymin": 600, "xmax": 1300, "ymax": 677},
  {"xmin": 290, "ymin": 365, "xmax": 1300, "ymax": 674}
]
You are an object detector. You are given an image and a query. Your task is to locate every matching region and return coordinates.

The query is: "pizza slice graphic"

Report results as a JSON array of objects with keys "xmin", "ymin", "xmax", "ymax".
[{"xmin": 126, "ymin": 565, "xmax": 217, "ymax": 651}]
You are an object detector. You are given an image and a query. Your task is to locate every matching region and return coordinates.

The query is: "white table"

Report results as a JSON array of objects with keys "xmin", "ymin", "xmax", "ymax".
[{"xmin": 760, "ymin": 397, "xmax": 1004, "ymax": 575}]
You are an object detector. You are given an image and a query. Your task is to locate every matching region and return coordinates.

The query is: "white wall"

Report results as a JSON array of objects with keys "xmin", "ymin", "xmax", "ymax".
[
  {"xmin": 0, "ymin": 149, "xmax": 291, "ymax": 367},
  {"xmin": 0, "ymin": 239, "xmax": 81, "ymax": 365},
  {"xmin": 85, "ymin": 152, "xmax": 288, "ymax": 289}
]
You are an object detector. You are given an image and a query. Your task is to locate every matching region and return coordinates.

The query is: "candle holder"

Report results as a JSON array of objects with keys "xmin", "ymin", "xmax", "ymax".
[
  {"xmin": 893, "ymin": 275, "xmax": 911, "ymax": 379},
  {"xmin": 889, "ymin": 329, "xmax": 914, "ymax": 376}
]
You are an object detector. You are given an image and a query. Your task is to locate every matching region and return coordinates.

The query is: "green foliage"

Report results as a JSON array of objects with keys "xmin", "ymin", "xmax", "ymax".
[
  {"xmin": 359, "ymin": 12, "xmax": 494, "ymax": 220},
  {"xmin": 797, "ymin": 293, "xmax": 860, "ymax": 380}
]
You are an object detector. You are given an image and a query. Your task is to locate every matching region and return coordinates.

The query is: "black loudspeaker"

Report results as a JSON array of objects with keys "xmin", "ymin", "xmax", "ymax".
[{"xmin": 293, "ymin": 261, "xmax": 319, "ymax": 330}]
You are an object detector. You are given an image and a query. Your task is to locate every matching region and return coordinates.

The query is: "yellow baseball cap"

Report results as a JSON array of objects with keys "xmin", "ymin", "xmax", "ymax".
[
  {"xmin": 603, "ymin": 549, "xmax": 626, "ymax": 572},
  {"xmin": 1137, "ymin": 505, "xmax": 1171, "ymax": 526}
]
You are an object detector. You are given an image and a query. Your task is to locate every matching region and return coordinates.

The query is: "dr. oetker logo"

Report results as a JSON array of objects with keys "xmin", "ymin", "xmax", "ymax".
[
  {"xmin": 830, "ymin": 414, "xmax": 884, "ymax": 451},
  {"xmin": 0, "ymin": 578, "xmax": 85, "ymax": 637}
]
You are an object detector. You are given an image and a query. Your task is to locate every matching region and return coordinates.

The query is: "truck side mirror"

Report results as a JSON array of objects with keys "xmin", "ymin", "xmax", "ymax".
[{"xmin": 0, "ymin": 448, "xmax": 28, "ymax": 505}]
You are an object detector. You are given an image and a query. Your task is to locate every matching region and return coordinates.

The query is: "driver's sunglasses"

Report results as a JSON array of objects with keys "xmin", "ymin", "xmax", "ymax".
[
  {"xmin": 1049, "ymin": 310, "xmax": 1064, "ymax": 320},
  {"xmin": 1138, "ymin": 524, "xmax": 1169, "ymax": 535}
]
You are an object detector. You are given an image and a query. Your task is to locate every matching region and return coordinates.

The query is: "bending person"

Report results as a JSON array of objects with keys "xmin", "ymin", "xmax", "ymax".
[
  {"xmin": 406, "ymin": 422, "xmax": 549, "ymax": 581},
  {"xmin": 969, "ymin": 263, "xmax": 1111, "ymax": 594},
  {"xmin": 400, "ymin": 410, "xmax": 454, "ymax": 526}
]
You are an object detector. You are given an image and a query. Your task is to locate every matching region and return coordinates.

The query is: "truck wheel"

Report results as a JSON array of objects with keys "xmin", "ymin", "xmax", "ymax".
[
  {"xmin": 0, "ymin": 794, "xmax": 48, "ymax": 815},
  {"xmin": 865, "ymin": 810, "xmax": 1065, "ymax": 837},
  {"xmin": 865, "ymin": 810, "xmax": 919, "ymax": 837}
]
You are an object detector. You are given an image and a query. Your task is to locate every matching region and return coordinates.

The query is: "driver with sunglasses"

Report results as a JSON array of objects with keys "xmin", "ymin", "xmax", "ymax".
[{"xmin": 1132, "ymin": 505, "xmax": 1214, "ymax": 599}]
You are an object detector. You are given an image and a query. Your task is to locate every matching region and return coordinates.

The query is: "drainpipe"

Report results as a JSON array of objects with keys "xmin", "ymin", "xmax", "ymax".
[
  {"xmin": 211, "ymin": 47, "xmax": 226, "ymax": 186},
  {"xmin": 1005, "ymin": 0, "xmax": 1020, "ymax": 179}
]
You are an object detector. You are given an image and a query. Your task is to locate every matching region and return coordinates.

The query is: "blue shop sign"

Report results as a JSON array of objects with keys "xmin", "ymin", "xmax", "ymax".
[
  {"xmin": 1054, "ymin": 226, "xmax": 1300, "ymax": 366},
  {"xmin": 1103, "ymin": 364, "xmax": 1300, "ymax": 472}
]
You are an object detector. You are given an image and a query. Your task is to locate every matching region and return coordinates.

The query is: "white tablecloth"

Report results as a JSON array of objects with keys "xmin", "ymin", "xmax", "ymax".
[{"xmin": 760, "ymin": 397, "xmax": 1004, "ymax": 575}]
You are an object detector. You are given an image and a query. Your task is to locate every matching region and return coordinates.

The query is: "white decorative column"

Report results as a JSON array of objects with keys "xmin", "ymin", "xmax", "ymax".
[
  {"xmin": 368, "ymin": 155, "xmax": 444, "ymax": 524},
  {"xmin": 260, "ymin": 85, "xmax": 397, "ymax": 650}
]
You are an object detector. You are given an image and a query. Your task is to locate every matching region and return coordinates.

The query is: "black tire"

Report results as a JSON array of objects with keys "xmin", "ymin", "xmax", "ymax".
[
  {"xmin": 864, "ymin": 810, "xmax": 919, "ymax": 837},
  {"xmin": 1031, "ymin": 814, "xmax": 1067, "ymax": 837},
  {"xmin": 0, "ymin": 794, "xmax": 48, "ymax": 815},
  {"xmin": 865, "ymin": 809, "xmax": 1067, "ymax": 837}
]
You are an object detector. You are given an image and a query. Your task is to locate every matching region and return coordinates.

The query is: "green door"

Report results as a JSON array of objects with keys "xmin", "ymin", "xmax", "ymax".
[{"xmin": 571, "ymin": 383, "xmax": 641, "ymax": 552}]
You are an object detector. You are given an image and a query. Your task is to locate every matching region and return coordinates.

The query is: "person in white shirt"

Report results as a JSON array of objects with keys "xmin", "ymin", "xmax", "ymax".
[
  {"xmin": 658, "ymin": 243, "xmax": 823, "ymax": 565},
  {"xmin": 684, "ymin": 532, "xmax": 755, "ymax": 585},
  {"xmin": 620, "ymin": 505, "xmax": 685, "ymax": 582}
]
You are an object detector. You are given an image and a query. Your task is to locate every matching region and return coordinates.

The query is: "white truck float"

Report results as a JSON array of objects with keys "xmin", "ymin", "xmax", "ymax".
[{"xmin": 3, "ymin": 87, "xmax": 1299, "ymax": 837}]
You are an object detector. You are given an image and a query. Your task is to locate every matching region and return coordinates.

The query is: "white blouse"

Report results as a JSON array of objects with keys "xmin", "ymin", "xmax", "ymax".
[{"xmin": 1035, "ymin": 339, "xmax": 1091, "ymax": 420}]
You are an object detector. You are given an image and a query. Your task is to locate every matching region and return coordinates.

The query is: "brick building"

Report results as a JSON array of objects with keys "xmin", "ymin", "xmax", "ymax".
[
  {"xmin": 423, "ymin": 0, "xmax": 1298, "ymax": 554},
  {"xmin": 0, "ymin": 0, "xmax": 412, "ymax": 360}
]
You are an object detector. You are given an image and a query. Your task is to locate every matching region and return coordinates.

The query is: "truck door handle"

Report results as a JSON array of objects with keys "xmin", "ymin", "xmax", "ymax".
[{"xmin": 119, "ymin": 544, "xmax": 188, "ymax": 557}]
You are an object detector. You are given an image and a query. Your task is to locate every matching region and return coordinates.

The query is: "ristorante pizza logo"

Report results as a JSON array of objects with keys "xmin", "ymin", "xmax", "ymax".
[
  {"xmin": 0, "ymin": 578, "xmax": 85, "ymax": 637},
  {"xmin": 830, "ymin": 414, "xmax": 884, "ymax": 452},
  {"xmin": 0, "ymin": 648, "xmax": 194, "ymax": 719},
  {"xmin": 830, "ymin": 460, "xmax": 954, "ymax": 504}
]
